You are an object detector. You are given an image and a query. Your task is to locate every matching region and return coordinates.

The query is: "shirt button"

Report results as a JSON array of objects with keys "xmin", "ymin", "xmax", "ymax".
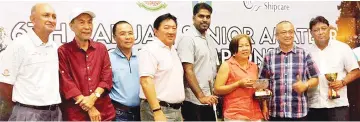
[
  {"xmin": 87, "ymin": 67, "xmax": 90, "ymax": 69},
  {"xmin": 86, "ymin": 55, "xmax": 89, "ymax": 58},
  {"xmin": 88, "ymin": 78, "xmax": 91, "ymax": 80},
  {"xmin": 90, "ymin": 90, "xmax": 93, "ymax": 92}
]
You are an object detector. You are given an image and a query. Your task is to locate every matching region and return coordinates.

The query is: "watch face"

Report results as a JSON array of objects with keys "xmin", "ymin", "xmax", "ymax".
[{"xmin": 95, "ymin": 93, "xmax": 100, "ymax": 97}]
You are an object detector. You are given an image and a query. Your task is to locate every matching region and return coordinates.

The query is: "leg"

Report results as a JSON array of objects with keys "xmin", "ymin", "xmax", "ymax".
[
  {"xmin": 131, "ymin": 106, "xmax": 140, "ymax": 121},
  {"xmin": 50, "ymin": 106, "xmax": 62, "ymax": 121},
  {"xmin": 114, "ymin": 108, "xmax": 131, "ymax": 121},
  {"xmin": 162, "ymin": 106, "xmax": 182, "ymax": 121},
  {"xmin": 328, "ymin": 106, "xmax": 349, "ymax": 121},
  {"xmin": 181, "ymin": 101, "xmax": 200, "ymax": 121},
  {"xmin": 140, "ymin": 100, "xmax": 154, "ymax": 121},
  {"xmin": 199, "ymin": 105, "xmax": 216, "ymax": 121},
  {"xmin": 308, "ymin": 108, "xmax": 328, "ymax": 121}
]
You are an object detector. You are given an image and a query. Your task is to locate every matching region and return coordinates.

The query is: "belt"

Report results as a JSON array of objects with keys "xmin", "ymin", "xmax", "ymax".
[
  {"xmin": 111, "ymin": 100, "xmax": 138, "ymax": 111},
  {"xmin": 142, "ymin": 99, "xmax": 182, "ymax": 109},
  {"xmin": 17, "ymin": 102, "xmax": 58, "ymax": 111}
]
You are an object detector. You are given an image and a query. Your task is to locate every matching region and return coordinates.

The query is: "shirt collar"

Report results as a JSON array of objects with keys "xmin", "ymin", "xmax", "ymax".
[
  {"xmin": 114, "ymin": 47, "xmax": 136, "ymax": 58},
  {"xmin": 228, "ymin": 56, "xmax": 253, "ymax": 70},
  {"xmin": 70, "ymin": 38, "xmax": 96, "ymax": 50},
  {"xmin": 28, "ymin": 28, "xmax": 54, "ymax": 47},
  {"xmin": 153, "ymin": 37, "xmax": 173, "ymax": 50},
  {"xmin": 190, "ymin": 25, "xmax": 208, "ymax": 38},
  {"xmin": 276, "ymin": 45, "xmax": 297, "ymax": 54},
  {"xmin": 310, "ymin": 39, "xmax": 333, "ymax": 51}
]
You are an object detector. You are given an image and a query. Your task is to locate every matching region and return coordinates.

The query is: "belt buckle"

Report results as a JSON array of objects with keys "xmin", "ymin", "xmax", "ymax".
[
  {"xmin": 166, "ymin": 102, "xmax": 171, "ymax": 107},
  {"xmin": 48, "ymin": 104, "xmax": 57, "ymax": 110}
]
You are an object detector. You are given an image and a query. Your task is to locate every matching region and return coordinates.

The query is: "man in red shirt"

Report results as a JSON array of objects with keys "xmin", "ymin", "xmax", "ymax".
[{"xmin": 58, "ymin": 8, "xmax": 115, "ymax": 121}]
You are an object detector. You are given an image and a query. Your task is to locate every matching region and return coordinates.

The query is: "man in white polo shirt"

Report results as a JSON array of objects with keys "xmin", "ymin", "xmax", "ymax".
[
  {"xmin": 307, "ymin": 16, "xmax": 360, "ymax": 121},
  {"xmin": 0, "ymin": 3, "xmax": 61, "ymax": 121},
  {"xmin": 138, "ymin": 13, "xmax": 184, "ymax": 121}
]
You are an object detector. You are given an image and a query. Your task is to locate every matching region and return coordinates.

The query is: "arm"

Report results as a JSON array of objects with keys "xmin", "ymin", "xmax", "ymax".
[
  {"xmin": 330, "ymin": 46, "xmax": 359, "ymax": 90},
  {"xmin": 0, "ymin": 43, "xmax": 24, "ymax": 102},
  {"xmin": 80, "ymin": 46, "xmax": 111, "ymax": 110},
  {"xmin": 183, "ymin": 63, "xmax": 218, "ymax": 104},
  {"xmin": 293, "ymin": 53, "xmax": 319, "ymax": 94},
  {"xmin": 140, "ymin": 76, "xmax": 166, "ymax": 121},
  {"xmin": 97, "ymin": 47, "xmax": 113, "ymax": 93},
  {"xmin": 342, "ymin": 46, "xmax": 360, "ymax": 86},
  {"xmin": 138, "ymin": 47, "xmax": 166, "ymax": 121},
  {"xmin": 261, "ymin": 100, "xmax": 269, "ymax": 120},
  {"xmin": 58, "ymin": 47, "xmax": 82, "ymax": 100},
  {"xmin": 214, "ymin": 62, "xmax": 238, "ymax": 95}
]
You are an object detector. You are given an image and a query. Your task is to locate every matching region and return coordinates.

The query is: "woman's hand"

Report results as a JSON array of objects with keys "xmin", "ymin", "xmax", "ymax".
[{"xmin": 238, "ymin": 79, "xmax": 255, "ymax": 88}]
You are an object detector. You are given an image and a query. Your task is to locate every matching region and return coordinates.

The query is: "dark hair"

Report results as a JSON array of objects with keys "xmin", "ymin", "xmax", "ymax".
[
  {"xmin": 193, "ymin": 2, "xmax": 212, "ymax": 16},
  {"xmin": 309, "ymin": 16, "xmax": 329, "ymax": 30},
  {"xmin": 153, "ymin": 13, "xmax": 177, "ymax": 30},
  {"xmin": 112, "ymin": 20, "xmax": 132, "ymax": 35},
  {"xmin": 229, "ymin": 34, "xmax": 252, "ymax": 56}
]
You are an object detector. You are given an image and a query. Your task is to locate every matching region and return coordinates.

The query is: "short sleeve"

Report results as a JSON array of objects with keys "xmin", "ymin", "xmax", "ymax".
[
  {"xmin": 344, "ymin": 45, "xmax": 359, "ymax": 72},
  {"xmin": 138, "ymin": 47, "xmax": 157, "ymax": 78},
  {"xmin": 176, "ymin": 36, "xmax": 195, "ymax": 64},
  {"xmin": 0, "ymin": 43, "xmax": 24, "ymax": 85}
]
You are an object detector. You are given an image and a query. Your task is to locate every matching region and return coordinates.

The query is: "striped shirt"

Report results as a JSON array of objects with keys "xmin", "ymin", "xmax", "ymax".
[{"xmin": 259, "ymin": 46, "xmax": 319, "ymax": 118}]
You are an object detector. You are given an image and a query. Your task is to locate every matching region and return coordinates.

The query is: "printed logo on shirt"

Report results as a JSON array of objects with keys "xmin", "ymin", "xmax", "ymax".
[
  {"xmin": 0, "ymin": 27, "xmax": 7, "ymax": 53},
  {"xmin": 2, "ymin": 69, "xmax": 9, "ymax": 77},
  {"xmin": 137, "ymin": 1, "xmax": 167, "ymax": 12}
]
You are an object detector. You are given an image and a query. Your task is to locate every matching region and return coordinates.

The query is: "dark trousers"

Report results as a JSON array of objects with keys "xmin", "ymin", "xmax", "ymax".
[
  {"xmin": 270, "ymin": 116, "xmax": 307, "ymax": 121},
  {"xmin": 112, "ymin": 101, "xmax": 140, "ymax": 121},
  {"xmin": 308, "ymin": 106, "xmax": 349, "ymax": 121},
  {"xmin": 181, "ymin": 101, "xmax": 216, "ymax": 121}
]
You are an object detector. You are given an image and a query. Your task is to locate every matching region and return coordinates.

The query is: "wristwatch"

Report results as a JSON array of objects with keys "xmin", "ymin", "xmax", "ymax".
[
  {"xmin": 152, "ymin": 107, "xmax": 161, "ymax": 112},
  {"xmin": 94, "ymin": 92, "xmax": 101, "ymax": 98}
]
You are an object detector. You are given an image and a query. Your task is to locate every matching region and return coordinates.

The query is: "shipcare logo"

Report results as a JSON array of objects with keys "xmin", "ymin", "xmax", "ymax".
[
  {"xmin": 137, "ymin": 1, "xmax": 167, "ymax": 11},
  {"xmin": 243, "ymin": 1, "xmax": 290, "ymax": 12}
]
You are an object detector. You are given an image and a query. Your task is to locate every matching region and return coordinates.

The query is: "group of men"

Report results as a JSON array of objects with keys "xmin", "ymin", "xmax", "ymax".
[
  {"xmin": 0, "ymin": 2, "xmax": 219, "ymax": 121},
  {"xmin": 0, "ymin": 2, "xmax": 359, "ymax": 121}
]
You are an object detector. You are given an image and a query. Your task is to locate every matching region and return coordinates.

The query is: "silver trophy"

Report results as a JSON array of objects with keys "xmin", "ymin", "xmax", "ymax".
[{"xmin": 253, "ymin": 79, "xmax": 272, "ymax": 100}]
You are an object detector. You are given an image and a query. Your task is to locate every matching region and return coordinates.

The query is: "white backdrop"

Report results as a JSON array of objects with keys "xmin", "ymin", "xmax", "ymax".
[{"xmin": 0, "ymin": 1, "xmax": 341, "ymax": 65}]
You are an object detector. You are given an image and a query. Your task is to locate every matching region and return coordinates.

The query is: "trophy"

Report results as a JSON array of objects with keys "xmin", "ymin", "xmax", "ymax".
[
  {"xmin": 253, "ymin": 79, "xmax": 272, "ymax": 100},
  {"xmin": 325, "ymin": 73, "xmax": 340, "ymax": 99}
]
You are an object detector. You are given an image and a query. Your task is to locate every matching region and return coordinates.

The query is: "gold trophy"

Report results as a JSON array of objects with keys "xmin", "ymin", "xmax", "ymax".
[
  {"xmin": 253, "ymin": 79, "xmax": 272, "ymax": 100},
  {"xmin": 325, "ymin": 73, "xmax": 340, "ymax": 99}
]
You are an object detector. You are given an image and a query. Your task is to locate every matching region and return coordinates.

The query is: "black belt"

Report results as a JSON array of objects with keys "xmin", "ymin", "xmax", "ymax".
[
  {"xmin": 142, "ymin": 99, "xmax": 182, "ymax": 109},
  {"xmin": 111, "ymin": 100, "xmax": 139, "ymax": 111},
  {"xmin": 17, "ymin": 102, "xmax": 58, "ymax": 111}
]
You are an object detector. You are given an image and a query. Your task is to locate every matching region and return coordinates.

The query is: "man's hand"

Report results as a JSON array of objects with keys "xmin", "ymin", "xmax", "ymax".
[
  {"xmin": 88, "ymin": 107, "xmax": 101, "ymax": 122},
  {"xmin": 329, "ymin": 80, "xmax": 345, "ymax": 91},
  {"xmin": 199, "ymin": 95, "xmax": 218, "ymax": 105},
  {"xmin": 292, "ymin": 75, "xmax": 308, "ymax": 94},
  {"xmin": 79, "ymin": 94, "xmax": 97, "ymax": 111},
  {"xmin": 153, "ymin": 110, "xmax": 167, "ymax": 121},
  {"xmin": 74, "ymin": 95, "xmax": 85, "ymax": 105}
]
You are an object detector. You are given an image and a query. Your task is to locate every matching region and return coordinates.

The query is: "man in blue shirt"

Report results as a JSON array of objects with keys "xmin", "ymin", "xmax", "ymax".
[{"xmin": 109, "ymin": 20, "xmax": 140, "ymax": 121}]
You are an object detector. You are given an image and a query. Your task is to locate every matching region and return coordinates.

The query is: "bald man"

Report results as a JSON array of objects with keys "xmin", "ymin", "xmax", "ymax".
[{"xmin": 0, "ymin": 3, "xmax": 62, "ymax": 121}]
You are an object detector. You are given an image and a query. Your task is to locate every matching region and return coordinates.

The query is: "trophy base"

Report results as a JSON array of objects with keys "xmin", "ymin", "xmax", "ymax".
[
  {"xmin": 330, "ymin": 95, "xmax": 340, "ymax": 99},
  {"xmin": 254, "ymin": 91, "xmax": 272, "ymax": 100}
]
